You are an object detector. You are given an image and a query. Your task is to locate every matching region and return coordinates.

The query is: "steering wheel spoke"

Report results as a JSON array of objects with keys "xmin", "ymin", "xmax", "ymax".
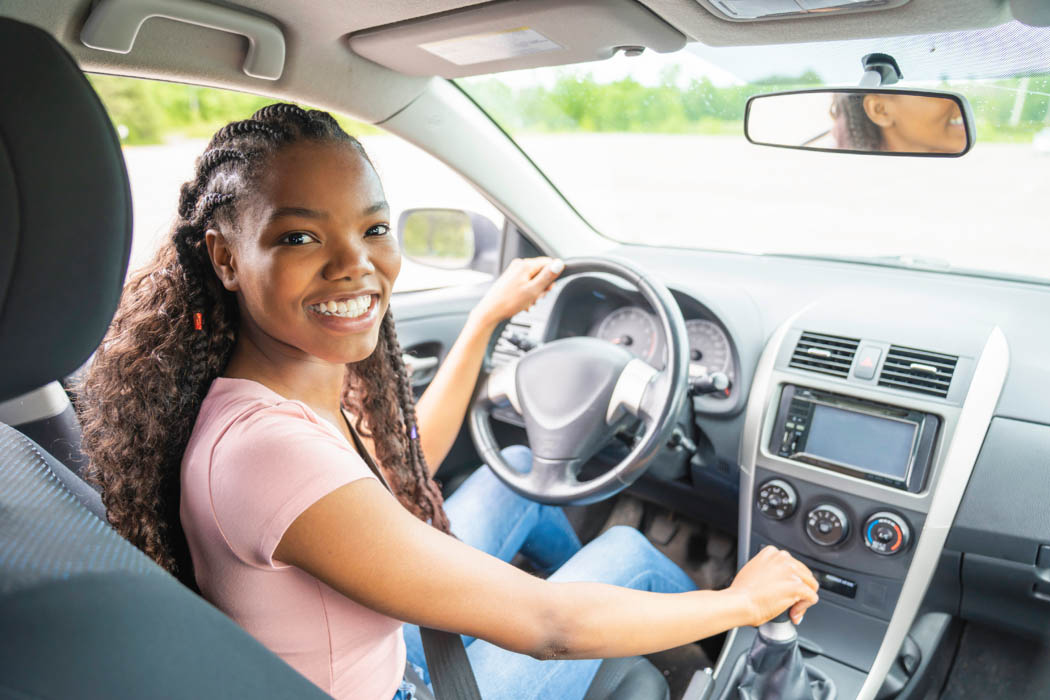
[
  {"xmin": 521, "ymin": 456, "xmax": 581, "ymax": 493},
  {"xmin": 479, "ymin": 358, "xmax": 521, "ymax": 414},
  {"xmin": 606, "ymin": 358, "xmax": 660, "ymax": 425}
]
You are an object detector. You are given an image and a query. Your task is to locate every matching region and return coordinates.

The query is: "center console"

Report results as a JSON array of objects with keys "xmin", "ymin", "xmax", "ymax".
[{"xmin": 711, "ymin": 314, "xmax": 1009, "ymax": 700}]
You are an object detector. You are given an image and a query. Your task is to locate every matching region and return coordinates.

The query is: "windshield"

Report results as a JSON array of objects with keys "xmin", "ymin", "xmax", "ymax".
[{"xmin": 459, "ymin": 21, "xmax": 1050, "ymax": 283}]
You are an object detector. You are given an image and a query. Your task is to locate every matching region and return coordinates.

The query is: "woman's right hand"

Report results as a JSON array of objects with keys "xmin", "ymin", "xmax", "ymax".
[{"xmin": 728, "ymin": 546, "xmax": 820, "ymax": 627}]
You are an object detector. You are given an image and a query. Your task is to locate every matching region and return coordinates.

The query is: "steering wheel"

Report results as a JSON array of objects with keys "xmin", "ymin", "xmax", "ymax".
[{"xmin": 469, "ymin": 257, "xmax": 690, "ymax": 505}]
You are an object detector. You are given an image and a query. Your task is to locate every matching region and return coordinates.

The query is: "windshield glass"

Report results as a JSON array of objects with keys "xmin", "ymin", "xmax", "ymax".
[{"xmin": 459, "ymin": 21, "xmax": 1050, "ymax": 283}]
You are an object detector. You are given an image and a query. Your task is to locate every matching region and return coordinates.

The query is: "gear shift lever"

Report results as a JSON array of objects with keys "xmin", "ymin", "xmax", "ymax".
[{"xmin": 717, "ymin": 610, "xmax": 836, "ymax": 700}]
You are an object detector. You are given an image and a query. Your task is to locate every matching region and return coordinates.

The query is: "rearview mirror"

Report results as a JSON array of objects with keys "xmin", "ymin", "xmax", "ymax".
[{"xmin": 745, "ymin": 88, "xmax": 974, "ymax": 156}]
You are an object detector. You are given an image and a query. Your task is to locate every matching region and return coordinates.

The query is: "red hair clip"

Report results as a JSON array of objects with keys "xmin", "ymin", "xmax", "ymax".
[{"xmin": 193, "ymin": 312, "xmax": 203, "ymax": 331}]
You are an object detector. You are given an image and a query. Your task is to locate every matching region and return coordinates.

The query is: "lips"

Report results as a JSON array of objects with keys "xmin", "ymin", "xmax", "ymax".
[{"xmin": 306, "ymin": 294, "xmax": 376, "ymax": 319}]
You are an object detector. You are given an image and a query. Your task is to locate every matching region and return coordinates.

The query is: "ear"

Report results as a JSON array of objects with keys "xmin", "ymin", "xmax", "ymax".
[
  {"xmin": 205, "ymin": 228, "xmax": 240, "ymax": 292},
  {"xmin": 863, "ymin": 94, "xmax": 894, "ymax": 128}
]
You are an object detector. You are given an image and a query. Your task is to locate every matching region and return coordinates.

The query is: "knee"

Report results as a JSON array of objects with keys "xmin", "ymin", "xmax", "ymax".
[
  {"xmin": 498, "ymin": 444, "xmax": 532, "ymax": 474},
  {"xmin": 594, "ymin": 525, "xmax": 652, "ymax": 557}
]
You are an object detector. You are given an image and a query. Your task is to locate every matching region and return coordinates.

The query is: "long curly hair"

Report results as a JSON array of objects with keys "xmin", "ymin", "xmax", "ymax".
[
  {"xmin": 76, "ymin": 104, "xmax": 450, "ymax": 587},
  {"xmin": 830, "ymin": 93, "xmax": 885, "ymax": 151}
]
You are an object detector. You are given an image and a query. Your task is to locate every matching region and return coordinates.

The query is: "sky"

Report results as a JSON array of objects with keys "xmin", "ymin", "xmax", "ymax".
[{"xmin": 484, "ymin": 21, "xmax": 1050, "ymax": 89}]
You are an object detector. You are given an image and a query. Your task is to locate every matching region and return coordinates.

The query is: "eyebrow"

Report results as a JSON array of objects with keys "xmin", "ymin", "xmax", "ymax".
[{"xmin": 267, "ymin": 201, "xmax": 389, "ymax": 222}]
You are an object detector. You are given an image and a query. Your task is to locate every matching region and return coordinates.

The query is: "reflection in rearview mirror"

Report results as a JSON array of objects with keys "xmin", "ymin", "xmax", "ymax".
[{"xmin": 746, "ymin": 89, "xmax": 973, "ymax": 156}]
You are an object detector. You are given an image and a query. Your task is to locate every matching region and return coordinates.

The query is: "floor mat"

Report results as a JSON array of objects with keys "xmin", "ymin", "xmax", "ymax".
[{"xmin": 940, "ymin": 622, "xmax": 1050, "ymax": 699}]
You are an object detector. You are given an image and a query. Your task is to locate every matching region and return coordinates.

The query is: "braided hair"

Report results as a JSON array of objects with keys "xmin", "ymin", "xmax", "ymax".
[
  {"xmin": 78, "ymin": 104, "xmax": 450, "ymax": 586},
  {"xmin": 830, "ymin": 93, "xmax": 885, "ymax": 151}
]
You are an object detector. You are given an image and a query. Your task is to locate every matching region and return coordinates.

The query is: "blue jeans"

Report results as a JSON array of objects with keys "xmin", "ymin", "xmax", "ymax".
[{"xmin": 398, "ymin": 445, "xmax": 696, "ymax": 700}]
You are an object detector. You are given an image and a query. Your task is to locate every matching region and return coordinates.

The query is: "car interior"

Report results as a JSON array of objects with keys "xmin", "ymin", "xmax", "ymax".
[{"xmin": 1, "ymin": 0, "xmax": 1049, "ymax": 699}]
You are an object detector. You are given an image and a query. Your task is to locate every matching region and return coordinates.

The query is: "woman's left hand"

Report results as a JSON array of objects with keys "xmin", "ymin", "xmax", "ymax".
[{"xmin": 471, "ymin": 257, "xmax": 564, "ymax": 329}]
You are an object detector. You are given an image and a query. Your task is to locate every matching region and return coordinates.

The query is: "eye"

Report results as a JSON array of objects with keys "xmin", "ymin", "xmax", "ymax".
[
  {"xmin": 280, "ymin": 231, "xmax": 316, "ymax": 246},
  {"xmin": 366, "ymin": 223, "xmax": 390, "ymax": 238}
]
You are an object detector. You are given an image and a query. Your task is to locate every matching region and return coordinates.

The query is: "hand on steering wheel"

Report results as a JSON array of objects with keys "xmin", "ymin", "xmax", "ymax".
[{"xmin": 470, "ymin": 257, "xmax": 690, "ymax": 505}]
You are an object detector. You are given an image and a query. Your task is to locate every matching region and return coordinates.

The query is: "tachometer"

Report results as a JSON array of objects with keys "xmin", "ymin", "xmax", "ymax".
[
  {"xmin": 594, "ymin": 307, "xmax": 663, "ymax": 367},
  {"xmin": 686, "ymin": 319, "xmax": 733, "ymax": 382}
]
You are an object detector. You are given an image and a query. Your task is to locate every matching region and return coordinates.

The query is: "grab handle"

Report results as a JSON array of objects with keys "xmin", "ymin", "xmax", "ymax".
[{"xmin": 81, "ymin": 0, "xmax": 285, "ymax": 80}]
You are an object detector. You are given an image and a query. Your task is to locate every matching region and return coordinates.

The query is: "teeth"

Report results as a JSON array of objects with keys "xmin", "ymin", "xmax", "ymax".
[{"xmin": 309, "ymin": 294, "xmax": 373, "ymax": 318}]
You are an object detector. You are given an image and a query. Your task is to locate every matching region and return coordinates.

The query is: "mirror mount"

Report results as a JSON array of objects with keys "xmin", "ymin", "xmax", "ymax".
[{"xmin": 860, "ymin": 52, "xmax": 902, "ymax": 87}]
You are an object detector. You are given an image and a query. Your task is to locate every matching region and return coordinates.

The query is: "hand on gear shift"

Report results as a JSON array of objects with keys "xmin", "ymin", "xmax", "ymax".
[{"xmin": 728, "ymin": 546, "xmax": 820, "ymax": 627}]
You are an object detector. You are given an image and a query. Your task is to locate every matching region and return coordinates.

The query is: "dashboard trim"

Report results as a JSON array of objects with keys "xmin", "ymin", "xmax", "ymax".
[
  {"xmin": 857, "ymin": 326, "xmax": 1008, "ymax": 700},
  {"xmin": 729, "ymin": 316, "xmax": 1008, "ymax": 700}
]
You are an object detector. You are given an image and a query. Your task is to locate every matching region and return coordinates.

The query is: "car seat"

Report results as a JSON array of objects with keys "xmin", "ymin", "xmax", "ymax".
[{"xmin": 0, "ymin": 16, "xmax": 668, "ymax": 700}]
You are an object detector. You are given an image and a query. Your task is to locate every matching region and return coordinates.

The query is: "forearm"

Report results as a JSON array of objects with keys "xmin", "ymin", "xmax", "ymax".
[
  {"xmin": 537, "ymin": 582, "xmax": 753, "ymax": 660},
  {"xmin": 415, "ymin": 309, "xmax": 499, "ymax": 473}
]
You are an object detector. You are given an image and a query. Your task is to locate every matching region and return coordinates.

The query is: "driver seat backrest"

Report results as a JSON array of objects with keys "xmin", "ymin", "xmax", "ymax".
[{"xmin": 0, "ymin": 16, "xmax": 330, "ymax": 698}]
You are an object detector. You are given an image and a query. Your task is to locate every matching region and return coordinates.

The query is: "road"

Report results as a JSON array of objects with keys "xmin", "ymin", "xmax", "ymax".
[{"xmin": 121, "ymin": 133, "xmax": 1049, "ymax": 288}]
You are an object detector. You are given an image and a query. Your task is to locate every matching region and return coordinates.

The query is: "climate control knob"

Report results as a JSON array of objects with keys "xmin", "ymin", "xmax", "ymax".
[
  {"xmin": 805, "ymin": 504, "xmax": 850, "ymax": 547},
  {"xmin": 864, "ymin": 512, "xmax": 911, "ymax": 555},
  {"xmin": 756, "ymin": 479, "xmax": 798, "ymax": 521}
]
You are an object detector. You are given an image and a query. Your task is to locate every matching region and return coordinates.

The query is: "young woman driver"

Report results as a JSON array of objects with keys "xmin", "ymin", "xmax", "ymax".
[{"xmin": 78, "ymin": 104, "xmax": 819, "ymax": 700}]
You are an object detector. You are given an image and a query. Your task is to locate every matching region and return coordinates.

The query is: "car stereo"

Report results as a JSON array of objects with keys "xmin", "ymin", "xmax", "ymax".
[{"xmin": 770, "ymin": 385, "xmax": 939, "ymax": 493}]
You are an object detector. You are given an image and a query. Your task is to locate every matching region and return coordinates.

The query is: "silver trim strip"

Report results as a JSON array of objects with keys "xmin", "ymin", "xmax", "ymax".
[
  {"xmin": 736, "ymin": 309, "xmax": 811, "ymax": 570},
  {"xmin": 483, "ymin": 359, "xmax": 522, "ymax": 414},
  {"xmin": 605, "ymin": 358, "xmax": 659, "ymax": 424},
  {"xmin": 0, "ymin": 381, "xmax": 71, "ymax": 425},
  {"xmin": 857, "ymin": 326, "xmax": 1008, "ymax": 700}
]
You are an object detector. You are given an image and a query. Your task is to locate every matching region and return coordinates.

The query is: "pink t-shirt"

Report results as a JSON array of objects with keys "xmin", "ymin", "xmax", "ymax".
[{"xmin": 180, "ymin": 376, "xmax": 405, "ymax": 700}]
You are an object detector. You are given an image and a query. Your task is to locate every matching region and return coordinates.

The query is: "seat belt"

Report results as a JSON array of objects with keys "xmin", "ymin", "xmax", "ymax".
[
  {"xmin": 339, "ymin": 415, "xmax": 483, "ymax": 699},
  {"xmin": 420, "ymin": 627, "xmax": 483, "ymax": 700}
]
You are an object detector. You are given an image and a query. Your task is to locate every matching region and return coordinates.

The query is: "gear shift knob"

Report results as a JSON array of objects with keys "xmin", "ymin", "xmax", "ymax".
[{"xmin": 757, "ymin": 610, "xmax": 797, "ymax": 643}]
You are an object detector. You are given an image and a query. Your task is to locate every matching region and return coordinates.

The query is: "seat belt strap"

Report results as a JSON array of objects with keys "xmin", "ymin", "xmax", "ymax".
[{"xmin": 420, "ymin": 627, "xmax": 483, "ymax": 700}]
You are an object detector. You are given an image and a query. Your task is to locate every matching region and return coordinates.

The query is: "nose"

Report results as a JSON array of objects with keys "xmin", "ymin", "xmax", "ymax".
[{"xmin": 322, "ymin": 234, "xmax": 375, "ymax": 281}]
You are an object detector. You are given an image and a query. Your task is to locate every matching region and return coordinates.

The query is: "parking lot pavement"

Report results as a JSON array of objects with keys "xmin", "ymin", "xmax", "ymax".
[{"xmin": 122, "ymin": 133, "xmax": 1050, "ymax": 287}]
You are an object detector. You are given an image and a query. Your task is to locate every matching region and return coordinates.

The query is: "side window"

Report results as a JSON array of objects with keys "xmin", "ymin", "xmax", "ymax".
[{"xmin": 89, "ymin": 75, "xmax": 499, "ymax": 292}]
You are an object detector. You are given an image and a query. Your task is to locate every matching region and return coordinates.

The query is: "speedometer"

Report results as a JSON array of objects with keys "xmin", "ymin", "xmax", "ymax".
[
  {"xmin": 594, "ymin": 307, "xmax": 664, "ymax": 367},
  {"xmin": 685, "ymin": 319, "xmax": 733, "ymax": 381}
]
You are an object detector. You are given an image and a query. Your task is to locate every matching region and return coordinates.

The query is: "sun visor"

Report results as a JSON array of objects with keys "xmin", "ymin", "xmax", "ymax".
[
  {"xmin": 347, "ymin": 0, "xmax": 686, "ymax": 78},
  {"xmin": 695, "ymin": 0, "xmax": 911, "ymax": 22}
]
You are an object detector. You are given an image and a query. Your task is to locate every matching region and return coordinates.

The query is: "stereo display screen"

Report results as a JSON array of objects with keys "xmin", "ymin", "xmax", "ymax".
[{"xmin": 804, "ymin": 403, "xmax": 916, "ymax": 481}]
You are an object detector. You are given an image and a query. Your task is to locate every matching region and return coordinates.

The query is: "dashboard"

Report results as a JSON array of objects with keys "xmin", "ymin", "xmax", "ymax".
[{"xmin": 482, "ymin": 248, "xmax": 1050, "ymax": 698}]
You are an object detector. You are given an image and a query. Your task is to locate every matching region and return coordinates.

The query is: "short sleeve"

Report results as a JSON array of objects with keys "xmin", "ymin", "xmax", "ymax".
[{"xmin": 209, "ymin": 401, "xmax": 376, "ymax": 569}]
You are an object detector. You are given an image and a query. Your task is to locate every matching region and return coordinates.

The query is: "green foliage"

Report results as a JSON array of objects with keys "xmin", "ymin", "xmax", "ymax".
[
  {"xmin": 87, "ymin": 71, "xmax": 1050, "ymax": 146},
  {"xmin": 462, "ymin": 71, "xmax": 1050, "ymax": 143},
  {"xmin": 88, "ymin": 75, "xmax": 379, "ymax": 145},
  {"xmin": 402, "ymin": 210, "xmax": 473, "ymax": 266}
]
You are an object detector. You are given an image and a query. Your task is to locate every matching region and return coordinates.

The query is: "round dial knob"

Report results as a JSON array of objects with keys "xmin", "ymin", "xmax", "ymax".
[
  {"xmin": 864, "ymin": 512, "xmax": 911, "ymax": 555},
  {"xmin": 757, "ymin": 479, "xmax": 798, "ymax": 521},
  {"xmin": 805, "ymin": 504, "xmax": 850, "ymax": 547}
]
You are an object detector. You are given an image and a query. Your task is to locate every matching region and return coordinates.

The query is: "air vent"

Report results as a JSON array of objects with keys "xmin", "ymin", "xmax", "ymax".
[
  {"xmin": 789, "ymin": 332, "xmax": 860, "ymax": 378},
  {"xmin": 878, "ymin": 346, "xmax": 958, "ymax": 398}
]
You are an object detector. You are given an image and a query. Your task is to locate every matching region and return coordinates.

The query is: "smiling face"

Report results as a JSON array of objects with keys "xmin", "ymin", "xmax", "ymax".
[
  {"xmin": 209, "ymin": 140, "xmax": 400, "ymax": 368},
  {"xmin": 862, "ymin": 93, "xmax": 967, "ymax": 154}
]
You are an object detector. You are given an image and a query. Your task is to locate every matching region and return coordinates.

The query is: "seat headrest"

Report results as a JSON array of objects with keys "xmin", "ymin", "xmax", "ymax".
[{"xmin": 0, "ymin": 19, "xmax": 132, "ymax": 402}]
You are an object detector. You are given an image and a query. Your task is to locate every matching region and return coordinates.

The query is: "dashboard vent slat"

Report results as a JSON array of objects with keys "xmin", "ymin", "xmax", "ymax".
[
  {"xmin": 878, "ymin": 345, "xmax": 958, "ymax": 398},
  {"xmin": 789, "ymin": 331, "xmax": 859, "ymax": 378}
]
